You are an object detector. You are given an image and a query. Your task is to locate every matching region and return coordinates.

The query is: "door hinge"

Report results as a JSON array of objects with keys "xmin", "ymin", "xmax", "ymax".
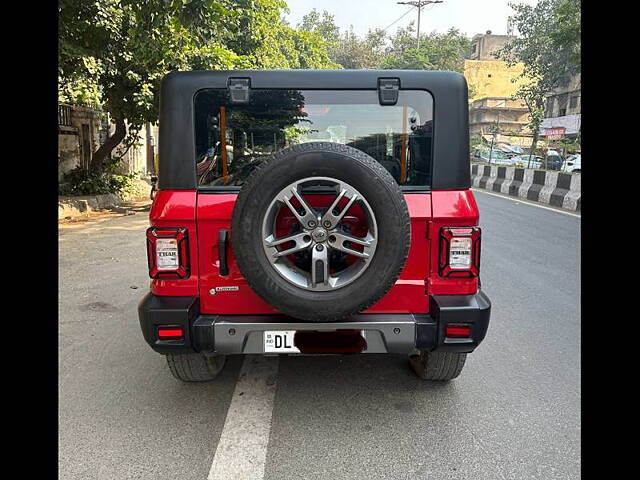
[
  {"xmin": 378, "ymin": 78, "xmax": 400, "ymax": 106},
  {"xmin": 227, "ymin": 77, "xmax": 251, "ymax": 104}
]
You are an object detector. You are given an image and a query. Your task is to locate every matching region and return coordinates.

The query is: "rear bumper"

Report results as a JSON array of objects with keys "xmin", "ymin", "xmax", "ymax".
[{"xmin": 138, "ymin": 291, "xmax": 491, "ymax": 355}]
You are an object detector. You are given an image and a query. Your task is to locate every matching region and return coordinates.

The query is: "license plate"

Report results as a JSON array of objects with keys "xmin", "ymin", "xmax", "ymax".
[{"xmin": 264, "ymin": 331, "xmax": 300, "ymax": 353}]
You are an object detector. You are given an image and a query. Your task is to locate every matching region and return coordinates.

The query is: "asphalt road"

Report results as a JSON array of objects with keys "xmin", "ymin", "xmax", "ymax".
[{"xmin": 59, "ymin": 191, "xmax": 580, "ymax": 480}]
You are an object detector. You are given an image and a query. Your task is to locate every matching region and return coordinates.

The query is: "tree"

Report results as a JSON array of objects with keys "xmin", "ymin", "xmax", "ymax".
[
  {"xmin": 383, "ymin": 27, "xmax": 470, "ymax": 72},
  {"xmin": 496, "ymin": 0, "xmax": 581, "ymax": 166},
  {"xmin": 297, "ymin": 8, "xmax": 340, "ymax": 47},
  {"xmin": 297, "ymin": 10, "xmax": 384, "ymax": 69},
  {"xmin": 331, "ymin": 27, "xmax": 388, "ymax": 69},
  {"xmin": 59, "ymin": 0, "xmax": 336, "ymax": 172}
]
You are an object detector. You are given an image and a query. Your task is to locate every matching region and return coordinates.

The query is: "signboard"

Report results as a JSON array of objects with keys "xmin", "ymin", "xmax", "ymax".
[{"xmin": 544, "ymin": 127, "xmax": 566, "ymax": 140}]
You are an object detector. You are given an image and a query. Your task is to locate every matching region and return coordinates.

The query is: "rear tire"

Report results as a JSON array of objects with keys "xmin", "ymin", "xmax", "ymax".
[
  {"xmin": 165, "ymin": 353, "xmax": 226, "ymax": 382},
  {"xmin": 409, "ymin": 350, "xmax": 467, "ymax": 381},
  {"xmin": 231, "ymin": 142, "xmax": 410, "ymax": 322}
]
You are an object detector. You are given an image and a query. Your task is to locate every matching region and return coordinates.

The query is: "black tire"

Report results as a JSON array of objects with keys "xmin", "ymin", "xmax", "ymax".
[
  {"xmin": 165, "ymin": 353, "xmax": 226, "ymax": 382},
  {"xmin": 231, "ymin": 142, "xmax": 411, "ymax": 322},
  {"xmin": 409, "ymin": 351, "xmax": 467, "ymax": 381}
]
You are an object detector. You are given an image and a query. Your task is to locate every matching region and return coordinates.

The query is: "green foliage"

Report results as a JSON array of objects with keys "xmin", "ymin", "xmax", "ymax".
[
  {"xmin": 383, "ymin": 27, "xmax": 470, "ymax": 72},
  {"xmin": 59, "ymin": 0, "xmax": 337, "ymax": 170},
  {"xmin": 59, "ymin": 166, "xmax": 138, "ymax": 196},
  {"xmin": 329, "ymin": 27, "xmax": 387, "ymax": 69},
  {"xmin": 298, "ymin": 13, "xmax": 471, "ymax": 72},
  {"xmin": 496, "ymin": 0, "xmax": 581, "ymax": 157},
  {"xmin": 297, "ymin": 11, "xmax": 387, "ymax": 69},
  {"xmin": 298, "ymin": 9, "xmax": 340, "ymax": 47},
  {"xmin": 496, "ymin": 0, "xmax": 581, "ymax": 105},
  {"xmin": 284, "ymin": 126, "xmax": 311, "ymax": 145},
  {"xmin": 551, "ymin": 0, "xmax": 581, "ymax": 69},
  {"xmin": 469, "ymin": 133, "xmax": 485, "ymax": 151}
]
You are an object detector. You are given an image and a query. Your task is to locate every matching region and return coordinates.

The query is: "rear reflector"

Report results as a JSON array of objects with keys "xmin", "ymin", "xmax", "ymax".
[
  {"xmin": 445, "ymin": 324, "xmax": 471, "ymax": 337},
  {"xmin": 158, "ymin": 326, "xmax": 184, "ymax": 340}
]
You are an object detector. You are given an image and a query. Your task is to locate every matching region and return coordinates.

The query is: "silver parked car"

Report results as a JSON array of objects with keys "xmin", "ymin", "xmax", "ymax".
[{"xmin": 473, "ymin": 148, "xmax": 516, "ymax": 165}]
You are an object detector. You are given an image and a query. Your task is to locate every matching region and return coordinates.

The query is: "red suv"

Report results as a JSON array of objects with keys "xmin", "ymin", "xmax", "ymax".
[{"xmin": 139, "ymin": 70, "xmax": 491, "ymax": 382}]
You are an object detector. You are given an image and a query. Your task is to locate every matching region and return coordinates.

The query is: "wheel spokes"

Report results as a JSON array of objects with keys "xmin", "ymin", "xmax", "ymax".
[
  {"xmin": 263, "ymin": 177, "xmax": 378, "ymax": 291},
  {"xmin": 320, "ymin": 187, "xmax": 358, "ymax": 229},
  {"xmin": 279, "ymin": 186, "xmax": 318, "ymax": 228},
  {"xmin": 328, "ymin": 232, "xmax": 376, "ymax": 259},
  {"xmin": 264, "ymin": 232, "xmax": 312, "ymax": 258},
  {"xmin": 311, "ymin": 246, "xmax": 329, "ymax": 287}
]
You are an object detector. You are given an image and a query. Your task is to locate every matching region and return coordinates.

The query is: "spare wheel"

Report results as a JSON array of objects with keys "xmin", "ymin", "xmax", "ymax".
[{"xmin": 230, "ymin": 142, "xmax": 411, "ymax": 322}]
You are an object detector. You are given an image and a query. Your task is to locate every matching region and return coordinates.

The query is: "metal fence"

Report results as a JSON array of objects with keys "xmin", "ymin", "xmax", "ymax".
[{"xmin": 58, "ymin": 104, "xmax": 73, "ymax": 126}]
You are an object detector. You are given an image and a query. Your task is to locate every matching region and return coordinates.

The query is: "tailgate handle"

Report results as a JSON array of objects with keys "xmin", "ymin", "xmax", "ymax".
[{"xmin": 218, "ymin": 229, "xmax": 229, "ymax": 276}]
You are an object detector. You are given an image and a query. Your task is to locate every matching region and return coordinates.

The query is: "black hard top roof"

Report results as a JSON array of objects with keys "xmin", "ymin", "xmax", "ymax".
[{"xmin": 158, "ymin": 70, "xmax": 470, "ymax": 191}]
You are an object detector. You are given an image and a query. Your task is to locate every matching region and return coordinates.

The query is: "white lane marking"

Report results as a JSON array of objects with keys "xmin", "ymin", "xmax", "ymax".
[
  {"xmin": 472, "ymin": 188, "xmax": 581, "ymax": 218},
  {"xmin": 208, "ymin": 355, "xmax": 279, "ymax": 480}
]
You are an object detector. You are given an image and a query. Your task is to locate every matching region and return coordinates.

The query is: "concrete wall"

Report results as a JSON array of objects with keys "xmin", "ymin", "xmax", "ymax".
[
  {"xmin": 58, "ymin": 130, "xmax": 81, "ymax": 180},
  {"xmin": 470, "ymin": 163, "xmax": 581, "ymax": 212},
  {"xmin": 111, "ymin": 123, "xmax": 159, "ymax": 176},
  {"xmin": 469, "ymin": 34, "xmax": 514, "ymax": 61},
  {"xmin": 464, "ymin": 60, "xmax": 531, "ymax": 103}
]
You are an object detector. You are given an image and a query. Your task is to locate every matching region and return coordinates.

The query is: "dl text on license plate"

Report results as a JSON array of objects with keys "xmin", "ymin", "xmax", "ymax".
[{"xmin": 264, "ymin": 331, "xmax": 300, "ymax": 353}]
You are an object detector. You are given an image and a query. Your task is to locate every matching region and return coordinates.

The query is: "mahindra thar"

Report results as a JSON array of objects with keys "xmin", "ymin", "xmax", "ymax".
[{"xmin": 138, "ymin": 70, "xmax": 491, "ymax": 382}]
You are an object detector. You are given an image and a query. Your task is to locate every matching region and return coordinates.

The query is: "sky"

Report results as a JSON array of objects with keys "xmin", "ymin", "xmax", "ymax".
[{"xmin": 285, "ymin": 0, "xmax": 539, "ymax": 38}]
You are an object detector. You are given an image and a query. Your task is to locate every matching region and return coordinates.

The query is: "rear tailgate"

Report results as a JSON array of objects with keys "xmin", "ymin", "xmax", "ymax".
[{"xmin": 196, "ymin": 192, "xmax": 432, "ymax": 315}]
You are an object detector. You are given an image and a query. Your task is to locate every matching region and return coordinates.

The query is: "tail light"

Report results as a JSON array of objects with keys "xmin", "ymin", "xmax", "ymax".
[
  {"xmin": 146, "ymin": 227, "xmax": 190, "ymax": 279},
  {"xmin": 439, "ymin": 227, "xmax": 481, "ymax": 277}
]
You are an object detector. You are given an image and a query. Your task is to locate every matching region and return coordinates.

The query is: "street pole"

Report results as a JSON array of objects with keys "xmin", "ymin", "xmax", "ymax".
[
  {"xmin": 397, "ymin": 0, "xmax": 443, "ymax": 48},
  {"xmin": 417, "ymin": 5, "xmax": 421, "ymax": 48}
]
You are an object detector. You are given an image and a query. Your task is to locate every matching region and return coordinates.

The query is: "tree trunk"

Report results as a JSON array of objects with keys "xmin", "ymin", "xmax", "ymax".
[
  {"xmin": 528, "ymin": 129, "xmax": 539, "ymax": 169},
  {"xmin": 90, "ymin": 116, "xmax": 127, "ymax": 172}
]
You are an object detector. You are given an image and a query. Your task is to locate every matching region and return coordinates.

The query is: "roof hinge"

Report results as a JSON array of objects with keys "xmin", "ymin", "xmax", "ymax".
[
  {"xmin": 378, "ymin": 77, "xmax": 400, "ymax": 106},
  {"xmin": 227, "ymin": 77, "xmax": 251, "ymax": 104}
]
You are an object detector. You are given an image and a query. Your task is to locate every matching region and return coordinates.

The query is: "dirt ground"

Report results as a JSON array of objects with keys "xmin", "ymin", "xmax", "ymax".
[{"xmin": 58, "ymin": 200, "xmax": 152, "ymax": 230}]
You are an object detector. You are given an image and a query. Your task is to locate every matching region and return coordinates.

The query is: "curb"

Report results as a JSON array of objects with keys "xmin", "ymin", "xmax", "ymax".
[
  {"xmin": 470, "ymin": 163, "xmax": 581, "ymax": 212},
  {"xmin": 58, "ymin": 179, "xmax": 151, "ymax": 220}
]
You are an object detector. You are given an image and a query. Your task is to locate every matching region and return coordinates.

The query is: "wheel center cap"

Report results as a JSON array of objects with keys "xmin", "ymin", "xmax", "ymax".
[{"xmin": 311, "ymin": 227, "xmax": 328, "ymax": 242}]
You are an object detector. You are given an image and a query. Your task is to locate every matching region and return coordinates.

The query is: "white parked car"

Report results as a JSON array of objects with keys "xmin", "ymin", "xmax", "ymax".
[{"xmin": 562, "ymin": 154, "xmax": 581, "ymax": 173}]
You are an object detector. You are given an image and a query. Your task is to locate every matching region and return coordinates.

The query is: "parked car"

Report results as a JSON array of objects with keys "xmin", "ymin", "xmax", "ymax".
[
  {"xmin": 562, "ymin": 153, "xmax": 581, "ymax": 173},
  {"xmin": 474, "ymin": 147, "xmax": 516, "ymax": 165},
  {"xmin": 510, "ymin": 155, "xmax": 543, "ymax": 169},
  {"xmin": 139, "ymin": 70, "xmax": 491, "ymax": 382},
  {"xmin": 542, "ymin": 150, "xmax": 564, "ymax": 170}
]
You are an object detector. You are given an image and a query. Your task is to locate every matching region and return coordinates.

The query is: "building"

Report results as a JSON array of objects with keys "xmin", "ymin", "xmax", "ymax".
[
  {"xmin": 107, "ymin": 121, "xmax": 159, "ymax": 176},
  {"xmin": 464, "ymin": 31, "xmax": 531, "ymax": 103},
  {"xmin": 541, "ymin": 72, "xmax": 581, "ymax": 139},
  {"xmin": 58, "ymin": 105, "xmax": 103, "ymax": 181},
  {"xmin": 464, "ymin": 60, "xmax": 530, "ymax": 102},
  {"xmin": 468, "ymin": 97, "xmax": 530, "ymax": 137},
  {"xmin": 468, "ymin": 31, "xmax": 514, "ymax": 61},
  {"xmin": 58, "ymin": 103, "xmax": 158, "ymax": 181}
]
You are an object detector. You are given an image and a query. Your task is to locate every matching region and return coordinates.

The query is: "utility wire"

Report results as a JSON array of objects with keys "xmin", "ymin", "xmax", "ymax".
[{"xmin": 382, "ymin": 7, "xmax": 414, "ymax": 32}]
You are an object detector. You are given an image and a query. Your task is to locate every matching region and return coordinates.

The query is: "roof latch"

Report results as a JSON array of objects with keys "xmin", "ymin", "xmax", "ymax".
[
  {"xmin": 378, "ymin": 78, "xmax": 400, "ymax": 106},
  {"xmin": 228, "ymin": 77, "xmax": 251, "ymax": 104}
]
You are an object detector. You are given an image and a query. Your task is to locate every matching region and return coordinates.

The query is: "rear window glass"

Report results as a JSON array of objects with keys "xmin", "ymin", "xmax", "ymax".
[{"xmin": 194, "ymin": 89, "xmax": 433, "ymax": 188}]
